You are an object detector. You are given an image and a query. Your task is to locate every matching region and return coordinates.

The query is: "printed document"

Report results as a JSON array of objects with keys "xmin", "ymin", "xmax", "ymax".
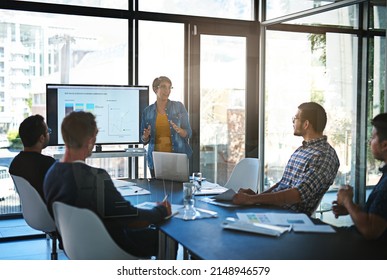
[
  {"xmin": 222, "ymin": 218, "xmax": 291, "ymax": 237},
  {"xmin": 112, "ymin": 179, "xmax": 150, "ymax": 196},
  {"xmin": 194, "ymin": 181, "xmax": 228, "ymax": 196},
  {"xmin": 237, "ymin": 212, "xmax": 335, "ymax": 233},
  {"xmin": 237, "ymin": 212, "xmax": 314, "ymax": 226}
]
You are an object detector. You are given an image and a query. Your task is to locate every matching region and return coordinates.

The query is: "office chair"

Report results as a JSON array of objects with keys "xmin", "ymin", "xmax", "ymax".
[
  {"xmin": 11, "ymin": 175, "xmax": 58, "ymax": 260},
  {"xmin": 52, "ymin": 201, "xmax": 137, "ymax": 260},
  {"xmin": 224, "ymin": 158, "xmax": 260, "ymax": 192}
]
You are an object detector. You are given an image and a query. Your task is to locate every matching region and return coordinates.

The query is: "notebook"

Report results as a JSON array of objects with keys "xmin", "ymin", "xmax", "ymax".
[{"xmin": 152, "ymin": 151, "xmax": 189, "ymax": 182}]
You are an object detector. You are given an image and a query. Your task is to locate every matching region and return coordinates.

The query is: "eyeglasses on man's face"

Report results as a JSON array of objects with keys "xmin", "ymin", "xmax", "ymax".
[
  {"xmin": 292, "ymin": 116, "xmax": 301, "ymax": 123},
  {"xmin": 47, "ymin": 128, "xmax": 52, "ymax": 135},
  {"xmin": 157, "ymin": 85, "xmax": 173, "ymax": 90}
]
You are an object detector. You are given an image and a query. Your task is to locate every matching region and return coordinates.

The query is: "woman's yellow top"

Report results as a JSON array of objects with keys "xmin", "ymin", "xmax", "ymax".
[{"xmin": 154, "ymin": 112, "xmax": 172, "ymax": 152}]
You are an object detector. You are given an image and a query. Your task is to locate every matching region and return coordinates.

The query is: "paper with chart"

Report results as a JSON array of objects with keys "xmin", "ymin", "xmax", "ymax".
[
  {"xmin": 237, "ymin": 212, "xmax": 314, "ymax": 226},
  {"xmin": 237, "ymin": 213, "xmax": 313, "ymax": 226},
  {"xmin": 237, "ymin": 212, "xmax": 335, "ymax": 233}
]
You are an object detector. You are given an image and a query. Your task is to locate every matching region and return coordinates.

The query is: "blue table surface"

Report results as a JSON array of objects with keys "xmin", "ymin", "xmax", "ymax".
[{"xmin": 126, "ymin": 179, "xmax": 387, "ymax": 260}]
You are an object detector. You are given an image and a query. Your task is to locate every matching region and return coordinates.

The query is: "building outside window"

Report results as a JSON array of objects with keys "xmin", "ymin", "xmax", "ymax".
[{"xmin": 0, "ymin": 9, "xmax": 129, "ymax": 214}]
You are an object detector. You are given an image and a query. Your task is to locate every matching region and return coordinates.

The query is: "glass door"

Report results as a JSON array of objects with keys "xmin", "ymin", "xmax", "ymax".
[{"xmin": 189, "ymin": 23, "xmax": 258, "ymax": 186}]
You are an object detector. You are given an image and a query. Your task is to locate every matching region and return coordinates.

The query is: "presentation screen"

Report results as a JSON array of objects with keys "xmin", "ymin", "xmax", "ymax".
[{"xmin": 46, "ymin": 84, "xmax": 149, "ymax": 146}]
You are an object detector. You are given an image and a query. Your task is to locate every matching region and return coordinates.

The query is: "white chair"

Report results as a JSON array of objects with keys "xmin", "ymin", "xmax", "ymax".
[
  {"xmin": 224, "ymin": 158, "xmax": 260, "ymax": 192},
  {"xmin": 312, "ymin": 198, "xmax": 332, "ymax": 218},
  {"xmin": 52, "ymin": 201, "xmax": 137, "ymax": 260},
  {"xmin": 11, "ymin": 175, "xmax": 58, "ymax": 260}
]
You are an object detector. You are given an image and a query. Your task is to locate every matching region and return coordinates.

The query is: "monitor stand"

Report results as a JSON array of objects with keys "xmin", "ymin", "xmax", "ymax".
[
  {"xmin": 125, "ymin": 147, "xmax": 146, "ymax": 153},
  {"xmin": 95, "ymin": 145, "xmax": 103, "ymax": 152}
]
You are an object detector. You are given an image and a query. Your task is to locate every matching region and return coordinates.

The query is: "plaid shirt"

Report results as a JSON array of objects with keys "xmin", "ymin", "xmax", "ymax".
[{"xmin": 272, "ymin": 136, "xmax": 340, "ymax": 216}]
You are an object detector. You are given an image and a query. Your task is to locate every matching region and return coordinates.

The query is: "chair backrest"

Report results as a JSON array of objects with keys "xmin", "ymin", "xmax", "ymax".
[
  {"xmin": 52, "ymin": 201, "xmax": 137, "ymax": 260},
  {"xmin": 311, "ymin": 196, "xmax": 329, "ymax": 218},
  {"xmin": 11, "ymin": 175, "xmax": 56, "ymax": 233},
  {"xmin": 224, "ymin": 158, "xmax": 260, "ymax": 192}
]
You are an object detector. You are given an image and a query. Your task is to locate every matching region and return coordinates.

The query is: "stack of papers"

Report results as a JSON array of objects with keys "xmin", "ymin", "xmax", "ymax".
[
  {"xmin": 200, "ymin": 189, "xmax": 238, "ymax": 207},
  {"xmin": 222, "ymin": 218, "xmax": 291, "ymax": 237},
  {"xmin": 194, "ymin": 181, "xmax": 228, "ymax": 196},
  {"xmin": 136, "ymin": 201, "xmax": 218, "ymax": 221},
  {"xmin": 237, "ymin": 212, "xmax": 335, "ymax": 233},
  {"xmin": 112, "ymin": 179, "xmax": 136, "ymax": 188},
  {"xmin": 212, "ymin": 189, "xmax": 236, "ymax": 200},
  {"xmin": 112, "ymin": 179, "xmax": 150, "ymax": 196},
  {"xmin": 136, "ymin": 201, "xmax": 180, "ymax": 219},
  {"xmin": 174, "ymin": 207, "xmax": 218, "ymax": 221},
  {"xmin": 200, "ymin": 197, "xmax": 239, "ymax": 207},
  {"xmin": 223, "ymin": 213, "xmax": 335, "ymax": 237}
]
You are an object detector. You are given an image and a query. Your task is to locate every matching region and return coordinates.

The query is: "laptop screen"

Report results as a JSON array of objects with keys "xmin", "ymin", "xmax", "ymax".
[{"xmin": 152, "ymin": 151, "xmax": 189, "ymax": 182}]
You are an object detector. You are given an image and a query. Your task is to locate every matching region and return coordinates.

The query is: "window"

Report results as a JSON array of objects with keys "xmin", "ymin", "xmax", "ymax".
[
  {"xmin": 0, "ymin": 9, "xmax": 130, "ymax": 214},
  {"xmin": 199, "ymin": 35, "xmax": 247, "ymax": 185},
  {"xmin": 0, "ymin": 9, "xmax": 128, "ymax": 129},
  {"xmin": 14, "ymin": 0, "xmax": 128, "ymax": 9},
  {"xmin": 287, "ymin": 5, "xmax": 359, "ymax": 28},
  {"xmin": 138, "ymin": 21, "xmax": 185, "ymax": 104},
  {"xmin": 371, "ymin": 2, "xmax": 386, "ymax": 29},
  {"xmin": 264, "ymin": 30, "xmax": 357, "ymax": 187},
  {"xmin": 263, "ymin": 30, "xmax": 359, "ymax": 225},
  {"xmin": 266, "ymin": 0, "xmax": 336, "ymax": 20},
  {"xmin": 367, "ymin": 36, "xmax": 386, "ymax": 185},
  {"xmin": 139, "ymin": 0, "xmax": 253, "ymax": 20}
]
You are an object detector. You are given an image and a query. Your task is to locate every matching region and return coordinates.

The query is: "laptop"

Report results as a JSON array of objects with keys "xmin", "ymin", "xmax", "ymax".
[{"xmin": 152, "ymin": 151, "xmax": 189, "ymax": 182}]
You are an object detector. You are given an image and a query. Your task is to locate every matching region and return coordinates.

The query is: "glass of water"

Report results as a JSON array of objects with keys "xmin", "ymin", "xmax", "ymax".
[
  {"xmin": 182, "ymin": 182, "xmax": 200, "ymax": 220},
  {"xmin": 192, "ymin": 172, "xmax": 203, "ymax": 190}
]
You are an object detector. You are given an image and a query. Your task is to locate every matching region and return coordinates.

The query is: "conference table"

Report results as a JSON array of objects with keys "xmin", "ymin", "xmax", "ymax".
[{"xmin": 125, "ymin": 178, "xmax": 387, "ymax": 260}]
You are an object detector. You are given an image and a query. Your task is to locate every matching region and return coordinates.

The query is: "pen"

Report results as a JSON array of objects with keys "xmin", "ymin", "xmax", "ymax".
[{"xmin": 162, "ymin": 195, "xmax": 168, "ymax": 202}]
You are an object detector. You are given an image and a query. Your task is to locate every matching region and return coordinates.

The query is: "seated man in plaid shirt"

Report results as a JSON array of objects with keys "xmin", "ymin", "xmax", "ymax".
[{"xmin": 233, "ymin": 102, "xmax": 340, "ymax": 216}]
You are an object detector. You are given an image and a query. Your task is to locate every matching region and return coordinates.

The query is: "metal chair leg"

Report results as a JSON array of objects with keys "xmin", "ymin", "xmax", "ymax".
[{"xmin": 49, "ymin": 233, "xmax": 58, "ymax": 260}]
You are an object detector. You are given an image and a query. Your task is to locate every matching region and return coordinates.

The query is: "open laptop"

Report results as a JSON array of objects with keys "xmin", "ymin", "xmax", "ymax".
[{"xmin": 152, "ymin": 151, "xmax": 189, "ymax": 182}]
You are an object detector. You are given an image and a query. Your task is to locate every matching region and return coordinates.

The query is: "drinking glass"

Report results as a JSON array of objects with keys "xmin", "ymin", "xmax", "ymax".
[
  {"xmin": 192, "ymin": 172, "xmax": 203, "ymax": 190},
  {"xmin": 182, "ymin": 182, "xmax": 200, "ymax": 220}
]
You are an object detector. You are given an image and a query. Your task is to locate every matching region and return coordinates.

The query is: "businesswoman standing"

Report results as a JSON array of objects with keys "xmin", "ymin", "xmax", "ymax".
[{"xmin": 140, "ymin": 76, "xmax": 192, "ymax": 177}]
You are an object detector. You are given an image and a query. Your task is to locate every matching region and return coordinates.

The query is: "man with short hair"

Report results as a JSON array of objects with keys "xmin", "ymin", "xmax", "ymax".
[
  {"xmin": 233, "ymin": 102, "xmax": 340, "ymax": 216},
  {"xmin": 9, "ymin": 114, "xmax": 56, "ymax": 200},
  {"xmin": 333, "ymin": 113, "xmax": 387, "ymax": 241},
  {"xmin": 44, "ymin": 111, "xmax": 171, "ymax": 258}
]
